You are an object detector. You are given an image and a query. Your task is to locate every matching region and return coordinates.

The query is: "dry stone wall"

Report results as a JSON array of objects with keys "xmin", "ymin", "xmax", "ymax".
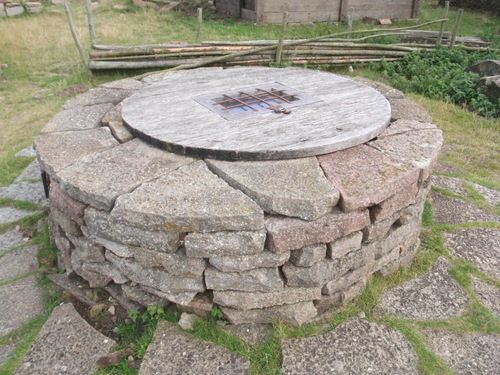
[
  {"xmin": 36, "ymin": 69, "xmax": 442, "ymax": 325},
  {"xmin": 0, "ymin": 0, "xmax": 43, "ymax": 17}
]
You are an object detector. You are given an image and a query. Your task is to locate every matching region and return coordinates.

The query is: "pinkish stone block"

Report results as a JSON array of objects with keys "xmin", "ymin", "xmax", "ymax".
[
  {"xmin": 369, "ymin": 120, "xmax": 443, "ymax": 182},
  {"xmin": 50, "ymin": 181, "xmax": 86, "ymax": 226},
  {"xmin": 318, "ymin": 144, "xmax": 420, "ymax": 212},
  {"xmin": 370, "ymin": 181, "xmax": 418, "ymax": 222},
  {"xmin": 265, "ymin": 208, "xmax": 370, "ymax": 253}
]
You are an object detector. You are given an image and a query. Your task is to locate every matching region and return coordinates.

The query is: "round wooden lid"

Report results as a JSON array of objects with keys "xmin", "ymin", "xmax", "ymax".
[{"xmin": 122, "ymin": 67, "xmax": 391, "ymax": 160}]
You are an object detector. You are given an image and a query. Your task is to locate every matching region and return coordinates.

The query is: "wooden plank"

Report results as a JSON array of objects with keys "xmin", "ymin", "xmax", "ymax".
[{"xmin": 121, "ymin": 67, "xmax": 391, "ymax": 161}]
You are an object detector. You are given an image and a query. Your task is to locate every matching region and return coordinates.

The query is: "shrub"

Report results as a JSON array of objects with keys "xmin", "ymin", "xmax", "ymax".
[
  {"xmin": 375, "ymin": 46, "xmax": 500, "ymax": 117},
  {"xmin": 437, "ymin": 0, "xmax": 500, "ymax": 16}
]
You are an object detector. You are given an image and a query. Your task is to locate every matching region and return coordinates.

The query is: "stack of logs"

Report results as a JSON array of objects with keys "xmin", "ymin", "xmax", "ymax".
[{"xmin": 88, "ymin": 31, "xmax": 491, "ymax": 71}]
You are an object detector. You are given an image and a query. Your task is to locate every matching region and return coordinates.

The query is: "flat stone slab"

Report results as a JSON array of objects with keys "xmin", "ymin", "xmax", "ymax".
[
  {"xmin": 40, "ymin": 103, "xmax": 113, "ymax": 133},
  {"xmin": 15, "ymin": 159, "xmax": 41, "ymax": 182},
  {"xmin": 63, "ymin": 87, "xmax": 133, "ymax": 110},
  {"xmin": 58, "ymin": 138, "xmax": 195, "ymax": 211},
  {"xmin": 471, "ymin": 276, "xmax": 500, "ymax": 317},
  {"xmin": 15, "ymin": 303, "xmax": 116, "ymax": 375},
  {"xmin": 390, "ymin": 98, "xmax": 433, "ymax": 123},
  {"xmin": 139, "ymin": 320, "xmax": 250, "ymax": 375},
  {"xmin": 469, "ymin": 182, "xmax": 500, "ymax": 207},
  {"xmin": 422, "ymin": 330, "xmax": 500, "ymax": 375},
  {"xmin": 0, "ymin": 207, "xmax": 40, "ymax": 225},
  {"xmin": 443, "ymin": 228, "xmax": 500, "ymax": 281},
  {"xmin": 0, "ymin": 275, "xmax": 44, "ymax": 336},
  {"xmin": 318, "ymin": 144, "xmax": 420, "ymax": 211},
  {"xmin": 282, "ymin": 318, "xmax": 418, "ymax": 374},
  {"xmin": 122, "ymin": 67, "xmax": 390, "ymax": 160},
  {"xmin": 431, "ymin": 191, "xmax": 500, "ymax": 225},
  {"xmin": 0, "ymin": 181, "xmax": 47, "ymax": 206},
  {"xmin": 376, "ymin": 257, "xmax": 468, "ymax": 320},
  {"xmin": 0, "ymin": 244, "xmax": 40, "ymax": 283},
  {"xmin": 431, "ymin": 175, "xmax": 469, "ymax": 197},
  {"xmin": 206, "ymin": 157, "xmax": 339, "ymax": 220},
  {"xmin": 0, "ymin": 229, "xmax": 24, "ymax": 255},
  {"xmin": 35, "ymin": 128, "xmax": 119, "ymax": 176},
  {"xmin": 99, "ymin": 78, "xmax": 147, "ymax": 90},
  {"xmin": 112, "ymin": 160, "xmax": 264, "ymax": 232},
  {"xmin": 369, "ymin": 120, "xmax": 443, "ymax": 181}
]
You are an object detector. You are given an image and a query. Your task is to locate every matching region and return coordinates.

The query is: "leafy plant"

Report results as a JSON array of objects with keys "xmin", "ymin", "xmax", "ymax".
[{"xmin": 375, "ymin": 46, "xmax": 500, "ymax": 117}]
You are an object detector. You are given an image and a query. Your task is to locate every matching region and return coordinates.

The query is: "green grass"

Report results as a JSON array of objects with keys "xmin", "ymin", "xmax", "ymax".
[{"xmin": 1, "ymin": 2, "xmax": 499, "ymax": 374}]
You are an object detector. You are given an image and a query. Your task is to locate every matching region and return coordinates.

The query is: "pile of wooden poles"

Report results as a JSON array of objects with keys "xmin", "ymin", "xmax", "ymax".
[{"xmin": 64, "ymin": 1, "xmax": 493, "ymax": 72}]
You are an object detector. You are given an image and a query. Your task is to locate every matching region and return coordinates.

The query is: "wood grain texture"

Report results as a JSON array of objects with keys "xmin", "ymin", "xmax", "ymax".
[{"xmin": 122, "ymin": 67, "xmax": 391, "ymax": 161}]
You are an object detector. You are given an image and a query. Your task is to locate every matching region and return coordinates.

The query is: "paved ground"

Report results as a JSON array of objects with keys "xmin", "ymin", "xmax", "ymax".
[{"xmin": 0, "ymin": 150, "xmax": 499, "ymax": 374}]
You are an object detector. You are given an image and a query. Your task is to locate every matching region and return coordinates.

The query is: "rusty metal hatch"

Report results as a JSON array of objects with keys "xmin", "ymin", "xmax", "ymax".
[{"xmin": 194, "ymin": 82, "xmax": 320, "ymax": 121}]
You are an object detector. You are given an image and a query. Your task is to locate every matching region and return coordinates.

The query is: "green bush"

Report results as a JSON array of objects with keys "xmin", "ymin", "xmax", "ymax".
[
  {"xmin": 438, "ymin": 0, "xmax": 500, "ymax": 16},
  {"xmin": 375, "ymin": 46, "xmax": 500, "ymax": 117}
]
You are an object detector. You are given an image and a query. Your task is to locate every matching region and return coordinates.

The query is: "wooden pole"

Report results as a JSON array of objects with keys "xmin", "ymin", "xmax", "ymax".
[
  {"xmin": 63, "ymin": 3, "xmax": 89, "ymax": 72},
  {"xmin": 411, "ymin": 0, "xmax": 421, "ymax": 19},
  {"xmin": 85, "ymin": 0, "xmax": 97, "ymax": 47},
  {"xmin": 276, "ymin": 12, "xmax": 288, "ymax": 66},
  {"xmin": 345, "ymin": 8, "xmax": 353, "ymax": 39},
  {"xmin": 449, "ymin": 9, "xmax": 463, "ymax": 49},
  {"xmin": 437, "ymin": 1, "xmax": 449, "ymax": 46},
  {"xmin": 136, "ymin": 19, "xmax": 448, "ymax": 77},
  {"xmin": 196, "ymin": 8, "xmax": 203, "ymax": 44}
]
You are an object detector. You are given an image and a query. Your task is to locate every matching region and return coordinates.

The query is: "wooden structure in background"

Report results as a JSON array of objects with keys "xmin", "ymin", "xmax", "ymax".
[{"xmin": 214, "ymin": 0, "xmax": 421, "ymax": 24}]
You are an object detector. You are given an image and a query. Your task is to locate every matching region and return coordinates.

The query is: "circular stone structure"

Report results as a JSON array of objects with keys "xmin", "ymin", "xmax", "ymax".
[
  {"xmin": 122, "ymin": 68, "xmax": 391, "ymax": 160},
  {"xmin": 36, "ymin": 67, "xmax": 443, "ymax": 325}
]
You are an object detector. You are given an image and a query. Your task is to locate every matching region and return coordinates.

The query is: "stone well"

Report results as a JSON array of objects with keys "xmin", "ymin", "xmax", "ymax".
[{"xmin": 36, "ymin": 67, "xmax": 442, "ymax": 325}]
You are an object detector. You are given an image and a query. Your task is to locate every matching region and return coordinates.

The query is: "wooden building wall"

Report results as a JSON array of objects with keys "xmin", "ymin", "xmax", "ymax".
[{"xmin": 215, "ymin": 0, "xmax": 420, "ymax": 24}]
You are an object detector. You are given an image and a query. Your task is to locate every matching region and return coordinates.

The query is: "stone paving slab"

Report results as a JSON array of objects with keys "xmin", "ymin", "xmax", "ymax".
[
  {"xmin": 14, "ymin": 159, "xmax": 41, "ymax": 182},
  {"xmin": 443, "ymin": 228, "xmax": 500, "ymax": 281},
  {"xmin": 431, "ymin": 191, "xmax": 500, "ymax": 225},
  {"xmin": 14, "ymin": 145, "xmax": 36, "ymax": 158},
  {"xmin": 40, "ymin": 103, "xmax": 113, "ymax": 133},
  {"xmin": 139, "ymin": 320, "xmax": 250, "ymax": 375},
  {"xmin": 112, "ymin": 160, "xmax": 264, "ymax": 232},
  {"xmin": 0, "ymin": 244, "xmax": 40, "ymax": 283},
  {"xmin": 35, "ymin": 128, "xmax": 119, "ymax": 176},
  {"xmin": 0, "ymin": 229, "xmax": 24, "ymax": 255},
  {"xmin": 471, "ymin": 276, "xmax": 500, "ymax": 317},
  {"xmin": 376, "ymin": 257, "xmax": 468, "ymax": 320},
  {"xmin": 0, "ymin": 181, "xmax": 47, "ymax": 206},
  {"xmin": 0, "ymin": 275, "xmax": 44, "ymax": 337},
  {"xmin": 282, "ymin": 318, "xmax": 418, "ymax": 374},
  {"xmin": 0, "ymin": 341, "xmax": 18, "ymax": 368},
  {"xmin": 431, "ymin": 175, "xmax": 469, "ymax": 197},
  {"xmin": 422, "ymin": 330, "xmax": 500, "ymax": 375},
  {"xmin": 206, "ymin": 157, "xmax": 339, "ymax": 221},
  {"xmin": 469, "ymin": 182, "xmax": 500, "ymax": 207},
  {"xmin": 15, "ymin": 303, "xmax": 116, "ymax": 375},
  {"xmin": 59, "ymin": 138, "xmax": 195, "ymax": 211},
  {"xmin": 0, "ymin": 207, "xmax": 40, "ymax": 225}
]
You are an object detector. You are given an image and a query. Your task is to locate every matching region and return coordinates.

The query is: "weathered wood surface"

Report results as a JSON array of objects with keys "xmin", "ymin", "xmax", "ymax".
[{"xmin": 121, "ymin": 67, "xmax": 391, "ymax": 161}]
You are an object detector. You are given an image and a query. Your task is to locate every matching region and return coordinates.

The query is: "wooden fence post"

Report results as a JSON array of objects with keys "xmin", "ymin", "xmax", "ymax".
[
  {"xmin": 85, "ymin": 0, "xmax": 96, "ymax": 47},
  {"xmin": 449, "ymin": 8, "xmax": 463, "ymax": 49},
  {"xmin": 437, "ymin": 1, "xmax": 449, "ymax": 46},
  {"xmin": 63, "ymin": 3, "xmax": 90, "ymax": 72},
  {"xmin": 196, "ymin": 8, "xmax": 203, "ymax": 44},
  {"xmin": 276, "ymin": 12, "xmax": 288, "ymax": 66},
  {"xmin": 345, "ymin": 7, "xmax": 354, "ymax": 39}
]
